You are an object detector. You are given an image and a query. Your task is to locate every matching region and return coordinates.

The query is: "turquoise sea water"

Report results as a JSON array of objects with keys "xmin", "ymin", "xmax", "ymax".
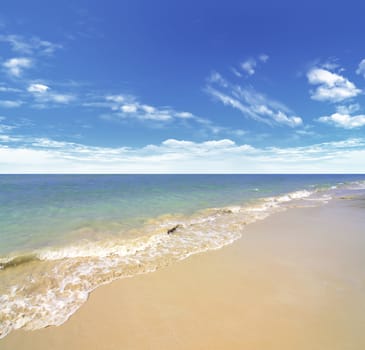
[
  {"xmin": 1, "ymin": 174, "xmax": 365, "ymax": 255},
  {"xmin": 0, "ymin": 174, "xmax": 365, "ymax": 338}
]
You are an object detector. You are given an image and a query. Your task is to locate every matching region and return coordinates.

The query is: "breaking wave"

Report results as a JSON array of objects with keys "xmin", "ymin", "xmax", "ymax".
[{"xmin": 0, "ymin": 183, "xmax": 363, "ymax": 339}]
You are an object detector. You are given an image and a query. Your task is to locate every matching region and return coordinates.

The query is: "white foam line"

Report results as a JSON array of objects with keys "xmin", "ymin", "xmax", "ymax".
[{"xmin": 3, "ymin": 182, "xmax": 362, "ymax": 339}]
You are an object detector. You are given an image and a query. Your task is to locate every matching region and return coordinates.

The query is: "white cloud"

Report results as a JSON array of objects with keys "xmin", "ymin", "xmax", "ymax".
[
  {"xmin": 206, "ymin": 74, "xmax": 303, "ymax": 127},
  {"xmin": 27, "ymin": 83, "xmax": 50, "ymax": 93},
  {"xmin": 231, "ymin": 67, "xmax": 242, "ymax": 78},
  {"xmin": 295, "ymin": 129, "xmax": 317, "ymax": 137},
  {"xmin": 3, "ymin": 57, "xmax": 32, "ymax": 77},
  {"xmin": 139, "ymin": 111, "xmax": 172, "ymax": 121},
  {"xmin": 321, "ymin": 61, "xmax": 341, "ymax": 71},
  {"xmin": 356, "ymin": 59, "xmax": 365, "ymax": 78},
  {"xmin": 94, "ymin": 93, "xmax": 237, "ymax": 135},
  {"xmin": 336, "ymin": 104, "xmax": 360, "ymax": 114},
  {"xmin": 241, "ymin": 59, "xmax": 256, "ymax": 75},
  {"xmin": 0, "ymin": 34, "xmax": 62, "ymax": 55},
  {"xmin": 141, "ymin": 105, "xmax": 156, "ymax": 113},
  {"xmin": 307, "ymin": 68, "xmax": 361, "ymax": 102},
  {"xmin": 27, "ymin": 83, "xmax": 75, "ymax": 105},
  {"xmin": 87, "ymin": 92, "xmax": 241, "ymax": 137},
  {"xmin": 259, "ymin": 54, "xmax": 269, "ymax": 63},
  {"xmin": 272, "ymin": 111, "xmax": 302, "ymax": 127},
  {"xmin": 206, "ymin": 86, "xmax": 268, "ymax": 124},
  {"xmin": 175, "ymin": 112, "xmax": 194, "ymax": 119},
  {"xmin": 121, "ymin": 104, "xmax": 138, "ymax": 113},
  {"xmin": 0, "ymin": 86, "xmax": 21, "ymax": 92},
  {"xmin": 114, "ymin": 98, "xmax": 173, "ymax": 120},
  {"xmin": 106, "ymin": 95, "xmax": 125, "ymax": 103},
  {"xmin": 0, "ymin": 100, "xmax": 23, "ymax": 108},
  {"xmin": 0, "ymin": 122, "xmax": 14, "ymax": 133},
  {"xmin": 49, "ymin": 94, "xmax": 75, "ymax": 104},
  {"xmin": 161, "ymin": 138, "xmax": 238, "ymax": 150},
  {"xmin": 0, "ymin": 135, "xmax": 364, "ymax": 173},
  {"xmin": 0, "ymin": 125, "xmax": 12, "ymax": 133},
  {"xmin": 239, "ymin": 55, "xmax": 269, "ymax": 76},
  {"xmin": 0, "ymin": 117, "xmax": 17, "ymax": 133},
  {"xmin": 208, "ymin": 71, "xmax": 229, "ymax": 86},
  {"xmin": 318, "ymin": 113, "xmax": 365, "ymax": 129}
]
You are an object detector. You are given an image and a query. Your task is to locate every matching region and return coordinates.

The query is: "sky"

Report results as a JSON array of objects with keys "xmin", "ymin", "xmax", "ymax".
[{"xmin": 0, "ymin": 0, "xmax": 365, "ymax": 173}]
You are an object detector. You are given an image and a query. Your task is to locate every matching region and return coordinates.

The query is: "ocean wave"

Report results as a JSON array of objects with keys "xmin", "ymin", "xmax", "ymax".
[
  {"xmin": 342, "ymin": 180, "xmax": 365, "ymax": 190},
  {"xmin": 0, "ymin": 184, "xmax": 358, "ymax": 339},
  {"xmin": 0, "ymin": 254, "xmax": 39, "ymax": 271}
]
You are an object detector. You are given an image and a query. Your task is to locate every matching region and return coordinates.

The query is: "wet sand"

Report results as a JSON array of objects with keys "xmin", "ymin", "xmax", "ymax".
[{"xmin": 1, "ymin": 198, "xmax": 365, "ymax": 350}]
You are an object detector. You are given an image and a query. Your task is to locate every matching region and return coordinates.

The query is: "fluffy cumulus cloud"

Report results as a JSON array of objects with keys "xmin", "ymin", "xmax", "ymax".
[
  {"xmin": 318, "ymin": 113, "xmax": 365, "ymax": 129},
  {"xmin": 206, "ymin": 72, "xmax": 302, "ymax": 127},
  {"xmin": 356, "ymin": 59, "xmax": 365, "ymax": 78},
  {"xmin": 3, "ymin": 57, "xmax": 32, "ymax": 77},
  {"xmin": 0, "ymin": 134, "xmax": 364, "ymax": 173},
  {"xmin": 159, "ymin": 138, "xmax": 245, "ymax": 151},
  {"xmin": 307, "ymin": 68, "xmax": 361, "ymax": 102}
]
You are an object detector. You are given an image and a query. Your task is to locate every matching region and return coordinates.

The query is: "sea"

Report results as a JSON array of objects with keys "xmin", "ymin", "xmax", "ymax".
[{"xmin": 1, "ymin": 174, "xmax": 365, "ymax": 338}]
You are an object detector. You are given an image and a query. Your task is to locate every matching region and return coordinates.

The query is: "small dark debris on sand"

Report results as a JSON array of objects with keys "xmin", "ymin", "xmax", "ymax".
[{"xmin": 167, "ymin": 224, "xmax": 181, "ymax": 235}]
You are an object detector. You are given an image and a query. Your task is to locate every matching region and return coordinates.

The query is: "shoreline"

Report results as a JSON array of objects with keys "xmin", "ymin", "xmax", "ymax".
[
  {"xmin": 1, "ymin": 197, "xmax": 365, "ymax": 349},
  {"xmin": 0, "ymin": 187, "xmax": 324, "ymax": 338}
]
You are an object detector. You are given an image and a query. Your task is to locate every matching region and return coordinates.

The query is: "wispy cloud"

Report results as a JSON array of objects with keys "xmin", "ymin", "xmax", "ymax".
[
  {"xmin": 0, "ymin": 116, "xmax": 15, "ymax": 133},
  {"xmin": 238, "ymin": 54, "xmax": 269, "ymax": 77},
  {"xmin": 230, "ymin": 67, "xmax": 242, "ymax": 78},
  {"xmin": 0, "ymin": 124, "xmax": 13, "ymax": 133},
  {"xmin": 103, "ymin": 94, "xmax": 180, "ymax": 121},
  {"xmin": 307, "ymin": 67, "xmax": 361, "ymax": 103},
  {"xmin": 27, "ymin": 83, "xmax": 76, "ymax": 105},
  {"xmin": 3, "ymin": 57, "xmax": 32, "ymax": 77},
  {"xmin": 295, "ymin": 129, "xmax": 317, "ymax": 137},
  {"xmin": 99, "ymin": 94, "xmax": 203, "ymax": 122},
  {"xmin": 356, "ymin": 58, "xmax": 365, "ymax": 78},
  {"xmin": 0, "ymin": 33, "xmax": 75, "ymax": 109},
  {"xmin": 258, "ymin": 54, "xmax": 269, "ymax": 63},
  {"xmin": 0, "ymin": 100, "xmax": 23, "ymax": 108},
  {"xmin": 85, "ymin": 93, "xmax": 245, "ymax": 137},
  {"xmin": 336, "ymin": 104, "xmax": 361, "ymax": 114},
  {"xmin": 241, "ymin": 59, "xmax": 256, "ymax": 76},
  {"xmin": 0, "ymin": 34, "xmax": 62, "ymax": 56},
  {"xmin": 0, "ymin": 85, "xmax": 21, "ymax": 92},
  {"xmin": 206, "ymin": 72, "xmax": 302, "ymax": 127}
]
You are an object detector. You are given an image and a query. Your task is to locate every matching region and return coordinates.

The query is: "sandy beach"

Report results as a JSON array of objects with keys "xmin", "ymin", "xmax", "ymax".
[
  {"xmin": 1, "ymin": 197, "xmax": 365, "ymax": 350},
  {"xmin": 0, "ymin": 0, "xmax": 364, "ymax": 346}
]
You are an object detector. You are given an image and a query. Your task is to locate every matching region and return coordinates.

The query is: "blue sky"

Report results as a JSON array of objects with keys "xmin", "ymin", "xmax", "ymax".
[{"xmin": 0, "ymin": 0, "xmax": 365, "ymax": 173}]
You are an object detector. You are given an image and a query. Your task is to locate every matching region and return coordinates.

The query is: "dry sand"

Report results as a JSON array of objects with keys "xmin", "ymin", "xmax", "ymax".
[{"xmin": 1, "ymin": 198, "xmax": 365, "ymax": 350}]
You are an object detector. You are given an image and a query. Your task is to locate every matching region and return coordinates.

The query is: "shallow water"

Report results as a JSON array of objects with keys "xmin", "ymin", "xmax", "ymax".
[{"xmin": 0, "ymin": 175, "xmax": 364, "ymax": 338}]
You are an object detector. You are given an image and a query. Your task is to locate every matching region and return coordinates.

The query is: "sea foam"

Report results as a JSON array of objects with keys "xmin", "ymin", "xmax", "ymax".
[{"xmin": 0, "ymin": 184, "xmax": 361, "ymax": 339}]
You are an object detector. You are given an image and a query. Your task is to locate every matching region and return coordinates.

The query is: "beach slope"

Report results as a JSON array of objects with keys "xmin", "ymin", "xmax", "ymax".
[{"xmin": 1, "ymin": 198, "xmax": 365, "ymax": 350}]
